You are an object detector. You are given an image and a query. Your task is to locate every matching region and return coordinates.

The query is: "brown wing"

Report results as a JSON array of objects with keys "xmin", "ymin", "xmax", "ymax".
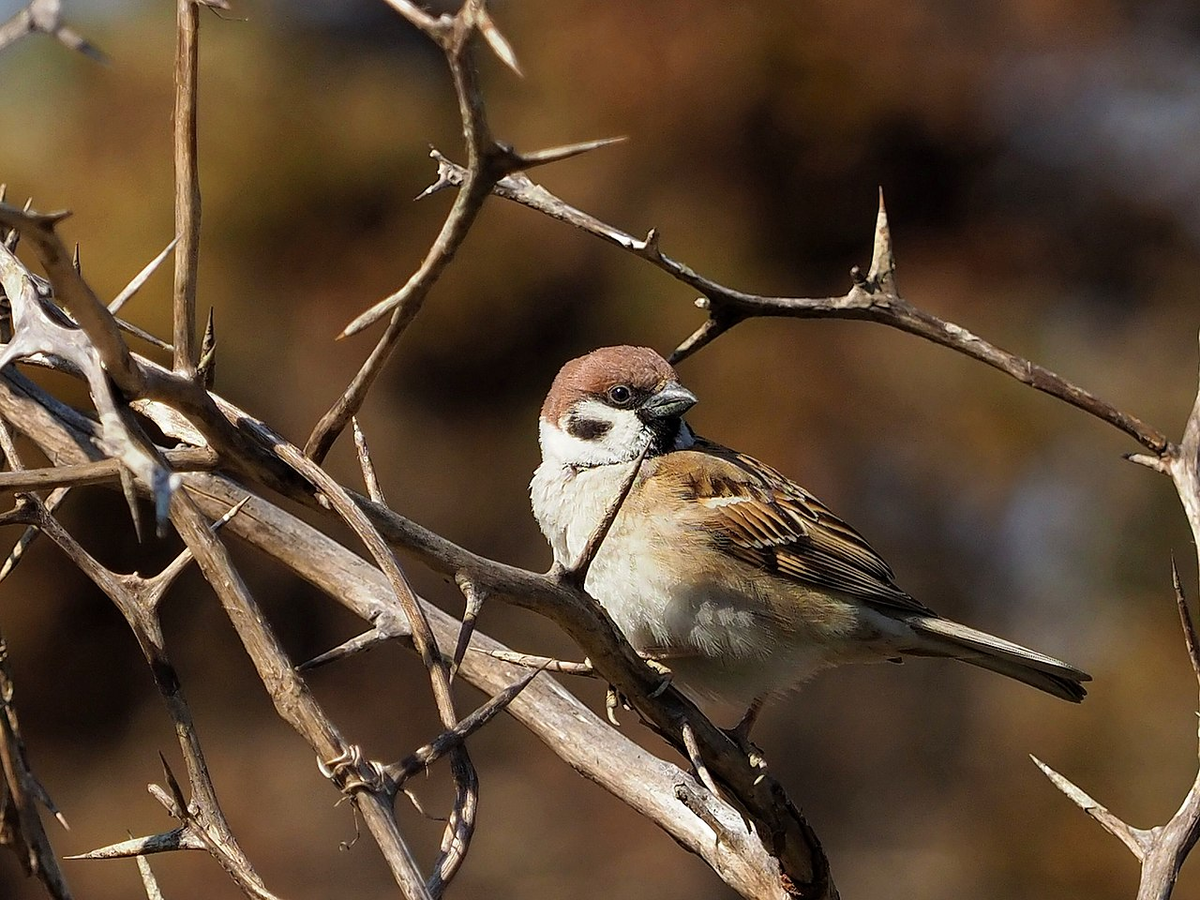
[{"xmin": 661, "ymin": 437, "xmax": 933, "ymax": 615}]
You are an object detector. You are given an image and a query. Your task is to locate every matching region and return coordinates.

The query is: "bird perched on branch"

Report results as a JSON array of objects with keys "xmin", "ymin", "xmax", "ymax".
[{"xmin": 530, "ymin": 345, "xmax": 1089, "ymax": 733}]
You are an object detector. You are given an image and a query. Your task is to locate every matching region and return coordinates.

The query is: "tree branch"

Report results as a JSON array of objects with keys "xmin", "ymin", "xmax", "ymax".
[
  {"xmin": 172, "ymin": 0, "xmax": 202, "ymax": 377},
  {"xmin": 429, "ymin": 157, "xmax": 1171, "ymax": 454}
]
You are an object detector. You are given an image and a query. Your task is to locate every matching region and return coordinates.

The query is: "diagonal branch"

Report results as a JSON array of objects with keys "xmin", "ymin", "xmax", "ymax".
[
  {"xmin": 8, "ymin": 493, "xmax": 273, "ymax": 896},
  {"xmin": 429, "ymin": 156, "xmax": 1171, "ymax": 455},
  {"xmin": 558, "ymin": 441, "xmax": 648, "ymax": 589},
  {"xmin": 0, "ymin": 362, "xmax": 813, "ymax": 900},
  {"xmin": 305, "ymin": 2, "xmax": 620, "ymax": 463},
  {"xmin": 0, "ymin": 0, "xmax": 106, "ymax": 61},
  {"xmin": 168, "ymin": 491, "xmax": 436, "ymax": 900}
]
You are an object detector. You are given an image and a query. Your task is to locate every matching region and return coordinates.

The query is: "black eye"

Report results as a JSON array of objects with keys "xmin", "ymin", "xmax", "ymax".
[{"xmin": 607, "ymin": 384, "xmax": 633, "ymax": 406}]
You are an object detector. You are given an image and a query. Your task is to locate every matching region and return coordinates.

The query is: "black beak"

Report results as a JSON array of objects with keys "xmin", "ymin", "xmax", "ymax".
[{"xmin": 639, "ymin": 383, "xmax": 697, "ymax": 420}]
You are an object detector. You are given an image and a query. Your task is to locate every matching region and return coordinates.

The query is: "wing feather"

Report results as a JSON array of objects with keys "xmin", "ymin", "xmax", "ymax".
[{"xmin": 657, "ymin": 437, "xmax": 932, "ymax": 615}]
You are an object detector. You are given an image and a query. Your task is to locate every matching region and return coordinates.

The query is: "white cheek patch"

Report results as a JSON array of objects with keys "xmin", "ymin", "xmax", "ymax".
[{"xmin": 539, "ymin": 401, "xmax": 649, "ymax": 468}]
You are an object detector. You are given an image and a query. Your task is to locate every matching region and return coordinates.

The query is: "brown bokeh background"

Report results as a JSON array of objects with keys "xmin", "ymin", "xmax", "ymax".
[{"xmin": 2, "ymin": 0, "xmax": 1200, "ymax": 897}]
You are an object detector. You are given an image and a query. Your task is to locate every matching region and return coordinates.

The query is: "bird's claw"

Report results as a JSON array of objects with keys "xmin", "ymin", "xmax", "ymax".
[
  {"xmin": 643, "ymin": 658, "xmax": 673, "ymax": 697},
  {"xmin": 605, "ymin": 684, "xmax": 630, "ymax": 726}
]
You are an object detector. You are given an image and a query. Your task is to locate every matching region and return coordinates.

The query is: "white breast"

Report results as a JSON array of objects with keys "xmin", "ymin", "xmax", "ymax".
[{"xmin": 529, "ymin": 418, "xmax": 884, "ymax": 714}]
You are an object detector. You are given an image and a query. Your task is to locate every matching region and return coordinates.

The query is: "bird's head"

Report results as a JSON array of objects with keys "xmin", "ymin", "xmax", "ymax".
[{"xmin": 539, "ymin": 345, "xmax": 697, "ymax": 469}]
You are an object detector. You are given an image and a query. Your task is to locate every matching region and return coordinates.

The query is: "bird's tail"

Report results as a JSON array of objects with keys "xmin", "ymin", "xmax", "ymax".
[{"xmin": 904, "ymin": 615, "xmax": 1090, "ymax": 702}]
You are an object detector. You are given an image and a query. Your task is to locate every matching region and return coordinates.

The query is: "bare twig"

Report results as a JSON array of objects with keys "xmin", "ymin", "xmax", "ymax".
[
  {"xmin": 0, "ymin": 486, "xmax": 67, "ymax": 583},
  {"xmin": 0, "ymin": 629, "xmax": 73, "ymax": 900},
  {"xmin": 305, "ymin": 5, "xmax": 621, "ymax": 462},
  {"xmin": 473, "ymin": 649, "xmax": 594, "ymax": 676},
  {"xmin": 170, "ymin": 492, "xmax": 435, "ymax": 900},
  {"xmin": 12, "ymin": 494, "xmax": 274, "ymax": 895},
  {"xmin": 263, "ymin": 429, "xmax": 478, "ymax": 897},
  {"xmin": 0, "ymin": 360, "xmax": 811, "ymax": 899},
  {"xmin": 558, "ymin": 441, "xmax": 648, "ymax": 589},
  {"xmin": 1034, "ymin": 333, "xmax": 1200, "ymax": 900},
  {"xmin": 0, "ymin": 204, "xmax": 145, "ymax": 398},
  {"xmin": 135, "ymin": 854, "xmax": 165, "ymax": 900},
  {"xmin": 353, "ymin": 417, "xmax": 385, "ymax": 504},
  {"xmin": 110, "ymin": 236, "xmax": 179, "ymax": 316},
  {"xmin": 431, "ymin": 157, "xmax": 1170, "ymax": 455},
  {"xmin": 1031, "ymin": 755, "xmax": 1149, "ymax": 860},
  {"xmin": 0, "ymin": 0, "xmax": 106, "ymax": 61},
  {"xmin": 450, "ymin": 575, "xmax": 485, "ymax": 677},
  {"xmin": 172, "ymin": 0, "xmax": 201, "ymax": 376},
  {"xmin": 385, "ymin": 668, "xmax": 541, "ymax": 785},
  {"xmin": 305, "ymin": 0, "xmax": 504, "ymax": 462}
]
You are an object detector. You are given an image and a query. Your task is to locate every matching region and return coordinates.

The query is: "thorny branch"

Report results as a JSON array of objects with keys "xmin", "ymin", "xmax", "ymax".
[
  {"xmin": 428, "ymin": 157, "xmax": 1168, "ymax": 454},
  {"xmin": 0, "ymin": 0, "xmax": 105, "ymax": 61},
  {"xmin": 304, "ymin": 0, "xmax": 620, "ymax": 462},
  {"xmin": 0, "ymin": 421, "xmax": 71, "ymax": 900},
  {"xmin": 1031, "ymin": 347, "xmax": 1200, "ymax": 900},
  {"xmin": 2, "ymin": 1, "xmax": 1198, "ymax": 899}
]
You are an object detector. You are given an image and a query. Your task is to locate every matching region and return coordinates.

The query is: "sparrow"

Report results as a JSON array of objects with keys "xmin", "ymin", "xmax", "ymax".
[{"xmin": 530, "ymin": 345, "xmax": 1089, "ymax": 730}]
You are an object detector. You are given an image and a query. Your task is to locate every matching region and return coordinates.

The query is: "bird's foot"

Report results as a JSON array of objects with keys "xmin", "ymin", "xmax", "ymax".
[
  {"xmin": 641, "ymin": 657, "xmax": 674, "ymax": 697},
  {"xmin": 722, "ymin": 700, "xmax": 769, "ymax": 777},
  {"xmin": 605, "ymin": 684, "xmax": 632, "ymax": 726}
]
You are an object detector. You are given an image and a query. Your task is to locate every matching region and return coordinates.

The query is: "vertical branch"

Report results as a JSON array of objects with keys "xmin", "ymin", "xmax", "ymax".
[
  {"xmin": 172, "ymin": 0, "xmax": 201, "ymax": 376},
  {"xmin": 1039, "ymin": 332, "xmax": 1200, "ymax": 900},
  {"xmin": 168, "ymin": 493, "xmax": 434, "ymax": 900}
]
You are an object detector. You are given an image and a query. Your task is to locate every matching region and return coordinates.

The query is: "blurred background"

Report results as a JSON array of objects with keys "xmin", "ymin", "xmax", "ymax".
[{"xmin": 1, "ymin": 0, "xmax": 1199, "ymax": 897}]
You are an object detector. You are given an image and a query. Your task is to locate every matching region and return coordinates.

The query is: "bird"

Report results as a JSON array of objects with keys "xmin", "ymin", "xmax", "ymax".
[{"xmin": 529, "ymin": 345, "xmax": 1090, "ymax": 733}]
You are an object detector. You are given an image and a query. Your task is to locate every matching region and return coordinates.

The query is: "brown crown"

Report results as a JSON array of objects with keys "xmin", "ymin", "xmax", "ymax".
[{"xmin": 541, "ymin": 345, "xmax": 677, "ymax": 421}]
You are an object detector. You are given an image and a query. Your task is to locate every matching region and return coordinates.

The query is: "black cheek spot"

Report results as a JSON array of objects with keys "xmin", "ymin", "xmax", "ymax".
[{"xmin": 567, "ymin": 416, "xmax": 612, "ymax": 440}]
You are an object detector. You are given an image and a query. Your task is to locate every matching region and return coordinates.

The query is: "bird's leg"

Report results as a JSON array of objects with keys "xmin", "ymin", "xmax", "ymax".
[
  {"xmin": 724, "ymin": 698, "xmax": 769, "ymax": 773},
  {"xmin": 731, "ymin": 698, "xmax": 763, "ymax": 741},
  {"xmin": 605, "ymin": 658, "xmax": 673, "ymax": 725}
]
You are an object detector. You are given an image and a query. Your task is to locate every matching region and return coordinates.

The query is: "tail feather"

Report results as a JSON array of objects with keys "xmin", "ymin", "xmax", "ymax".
[{"xmin": 905, "ymin": 616, "xmax": 1090, "ymax": 703}]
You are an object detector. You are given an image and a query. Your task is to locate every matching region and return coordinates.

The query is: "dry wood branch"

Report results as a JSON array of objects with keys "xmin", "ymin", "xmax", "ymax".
[
  {"xmin": 306, "ymin": 4, "xmax": 618, "ymax": 462},
  {"xmin": 430, "ymin": 157, "xmax": 1170, "ymax": 455},
  {"xmin": 172, "ymin": 0, "xmax": 201, "ymax": 376},
  {"xmin": 559, "ymin": 441, "xmax": 648, "ymax": 589},
  {"xmin": 306, "ymin": 0, "xmax": 505, "ymax": 462},
  {"xmin": 1034, "ymin": 334, "xmax": 1200, "ymax": 900},
  {"xmin": 0, "ymin": 423, "xmax": 75, "ymax": 900},
  {"xmin": 1031, "ymin": 755, "xmax": 1150, "ymax": 860},
  {"xmin": 0, "ymin": 204, "xmax": 145, "ymax": 399},
  {"xmin": 0, "ymin": 485, "xmax": 66, "ymax": 582},
  {"xmin": 0, "ymin": 204, "xmax": 273, "ymax": 481},
  {"xmin": 450, "ymin": 575, "xmax": 486, "ymax": 677},
  {"xmin": 0, "ymin": 364, "xmax": 805, "ymax": 900},
  {"xmin": 0, "ymin": 449, "xmax": 214, "ymax": 494},
  {"xmin": 111, "ymin": 237, "xmax": 179, "ymax": 316},
  {"xmin": 9, "ymin": 495, "xmax": 273, "ymax": 894},
  {"xmin": 146, "ymin": 755, "xmax": 282, "ymax": 900},
  {"xmin": 0, "ymin": 631, "xmax": 72, "ymax": 900},
  {"xmin": 263, "ymin": 430, "xmax": 478, "ymax": 896},
  {"xmin": 169, "ymin": 494, "xmax": 436, "ymax": 900},
  {"xmin": 135, "ymin": 853, "xmax": 165, "ymax": 900},
  {"xmin": 474, "ymin": 649, "xmax": 594, "ymax": 676},
  {"xmin": 0, "ymin": 0, "xmax": 105, "ymax": 61},
  {"xmin": 385, "ymin": 668, "xmax": 541, "ymax": 784}
]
